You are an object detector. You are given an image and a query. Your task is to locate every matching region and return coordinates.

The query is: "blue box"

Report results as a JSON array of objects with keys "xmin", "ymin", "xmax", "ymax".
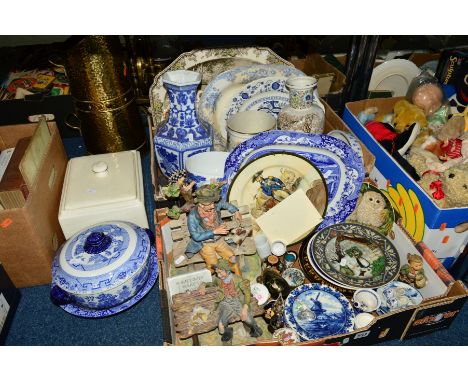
[{"xmin": 343, "ymin": 97, "xmax": 468, "ymax": 268}]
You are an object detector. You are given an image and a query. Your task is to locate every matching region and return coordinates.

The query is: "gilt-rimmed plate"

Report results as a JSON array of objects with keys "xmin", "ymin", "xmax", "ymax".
[
  {"xmin": 309, "ymin": 223, "xmax": 400, "ymax": 290},
  {"xmin": 284, "ymin": 283, "xmax": 355, "ymax": 340},
  {"xmin": 376, "ymin": 280, "xmax": 423, "ymax": 315},
  {"xmin": 198, "ymin": 64, "xmax": 304, "ymax": 148},
  {"xmin": 223, "ymin": 131, "xmax": 365, "ymax": 229},
  {"xmin": 227, "ymin": 152, "xmax": 327, "ymax": 242}
]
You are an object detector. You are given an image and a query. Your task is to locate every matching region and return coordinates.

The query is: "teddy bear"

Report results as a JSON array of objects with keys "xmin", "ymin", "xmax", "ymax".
[
  {"xmin": 392, "ymin": 100, "xmax": 428, "ymax": 133},
  {"xmin": 417, "ymin": 162, "xmax": 468, "ymax": 208}
]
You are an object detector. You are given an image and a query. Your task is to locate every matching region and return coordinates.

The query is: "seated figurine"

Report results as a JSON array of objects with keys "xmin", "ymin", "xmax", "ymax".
[
  {"xmin": 183, "ymin": 184, "xmax": 242, "ymax": 275},
  {"xmin": 198, "ymin": 259, "xmax": 263, "ymax": 343},
  {"xmin": 399, "ymin": 253, "xmax": 427, "ymax": 289}
]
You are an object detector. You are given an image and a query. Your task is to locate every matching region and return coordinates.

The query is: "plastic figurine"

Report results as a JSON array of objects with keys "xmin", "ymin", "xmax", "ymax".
[
  {"xmin": 184, "ymin": 184, "xmax": 242, "ymax": 275},
  {"xmin": 399, "ymin": 253, "xmax": 427, "ymax": 289},
  {"xmin": 198, "ymin": 259, "xmax": 263, "ymax": 343}
]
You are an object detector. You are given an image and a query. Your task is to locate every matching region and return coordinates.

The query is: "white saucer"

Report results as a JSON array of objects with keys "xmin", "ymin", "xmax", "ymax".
[{"xmin": 369, "ymin": 59, "xmax": 420, "ymax": 97}]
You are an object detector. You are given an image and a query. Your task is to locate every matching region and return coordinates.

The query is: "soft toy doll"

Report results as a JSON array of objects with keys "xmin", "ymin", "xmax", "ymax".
[
  {"xmin": 417, "ymin": 162, "xmax": 468, "ymax": 208},
  {"xmin": 393, "ymin": 100, "xmax": 428, "ymax": 133}
]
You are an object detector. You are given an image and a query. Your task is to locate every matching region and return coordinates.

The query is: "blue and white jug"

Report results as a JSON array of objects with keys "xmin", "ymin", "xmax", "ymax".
[{"xmin": 154, "ymin": 70, "xmax": 212, "ymax": 177}]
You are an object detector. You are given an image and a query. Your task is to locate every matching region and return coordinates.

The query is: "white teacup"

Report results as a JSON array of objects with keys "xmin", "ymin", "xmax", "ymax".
[
  {"xmin": 352, "ymin": 288, "xmax": 382, "ymax": 313},
  {"xmin": 270, "ymin": 240, "xmax": 287, "ymax": 257},
  {"xmin": 226, "ymin": 110, "xmax": 276, "ymax": 151}
]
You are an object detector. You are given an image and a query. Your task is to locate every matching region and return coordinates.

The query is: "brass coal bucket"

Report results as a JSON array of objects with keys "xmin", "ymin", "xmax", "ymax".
[{"xmin": 63, "ymin": 35, "xmax": 146, "ymax": 154}]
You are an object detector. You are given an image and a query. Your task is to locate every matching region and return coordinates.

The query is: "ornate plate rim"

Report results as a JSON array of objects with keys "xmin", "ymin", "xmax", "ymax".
[
  {"xmin": 309, "ymin": 222, "xmax": 400, "ymax": 289},
  {"xmin": 284, "ymin": 283, "xmax": 355, "ymax": 341}
]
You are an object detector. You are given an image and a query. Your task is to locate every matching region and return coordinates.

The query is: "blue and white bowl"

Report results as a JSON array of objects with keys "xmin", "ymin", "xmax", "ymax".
[
  {"xmin": 185, "ymin": 151, "xmax": 229, "ymax": 187},
  {"xmin": 51, "ymin": 221, "xmax": 155, "ymax": 312}
]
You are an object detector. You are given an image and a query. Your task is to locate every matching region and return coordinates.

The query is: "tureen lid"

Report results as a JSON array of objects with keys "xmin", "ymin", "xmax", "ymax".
[{"xmin": 52, "ymin": 221, "xmax": 152, "ymax": 294}]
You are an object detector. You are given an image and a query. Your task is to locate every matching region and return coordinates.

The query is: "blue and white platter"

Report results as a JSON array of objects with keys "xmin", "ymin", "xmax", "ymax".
[
  {"xmin": 327, "ymin": 130, "xmax": 364, "ymax": 162},
  {"xmin": 376, "ymin": 280, "xmax": 423, "ymax": 315},
  {"xmin": 284, "ymin": 283, "xmax": 355, "ymax": 341},
  {"xmin": 60, "ymin": 251, "xmax": 158, "ymax": 318},
  {"xmin": 222, "ymin": 131, "xmax": 365, "ymax": 229}
]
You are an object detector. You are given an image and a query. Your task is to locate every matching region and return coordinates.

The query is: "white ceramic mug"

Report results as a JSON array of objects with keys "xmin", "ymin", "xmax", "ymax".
[
  {"xmin": 254, "ymin": 234, "xmax": 271, "ymax": 260},
  {"xmin": 226, "ymin": 110, "xmax": 276, "ymax": 152},
  {"xmin": 352, "ymin": 288, "xmax": 382, "ymax": 313}
]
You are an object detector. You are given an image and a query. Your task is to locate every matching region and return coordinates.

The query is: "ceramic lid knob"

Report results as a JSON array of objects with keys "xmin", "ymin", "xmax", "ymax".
[
  {"xmin": 92, "ymin": 161, "xmax": 108, "ymax": 176},
  {"xmin": 84, "ymin": 231, "xmax": 112, "ymax": 254}
]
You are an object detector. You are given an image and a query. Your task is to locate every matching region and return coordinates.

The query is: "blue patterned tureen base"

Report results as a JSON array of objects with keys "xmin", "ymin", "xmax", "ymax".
[{"xmin": 59, "ymin": 251, "xmax": 158, "ymax": 318}]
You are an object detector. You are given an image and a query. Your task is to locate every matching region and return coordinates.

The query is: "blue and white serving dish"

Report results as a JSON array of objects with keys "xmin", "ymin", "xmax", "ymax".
[
  {"xmin": 284, "ymin": 283, "xmax": 355, "ymax": 341},
  {"xmin": 376, "ymin": 281, "xmax": 423, "ymax": 315},
  {"xmin": 222, "ymin": 131, "xmax": 365, "ymax": 229},
  {"xmin": 51, "ymin": 221, "xmax": 158, "ymax": 317}
]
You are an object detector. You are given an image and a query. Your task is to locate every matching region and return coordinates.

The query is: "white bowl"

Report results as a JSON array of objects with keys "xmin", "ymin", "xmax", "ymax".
[
  {"xmin": 185, "ymin": 151, "xmax": 229, "ymax": 186},
  {"xmin": 226, "ymin": 111, "xmax": 276, "ymax": 151}
]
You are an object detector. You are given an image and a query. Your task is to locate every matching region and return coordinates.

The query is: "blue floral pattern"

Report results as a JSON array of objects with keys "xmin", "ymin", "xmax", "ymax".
[
  {"xmin": 154, "ymin": 71, "xmax": 212, "ymax": 178},
  {"xmin": 52, "ymin": 222, "xmax": 153, "ymax": 307}
]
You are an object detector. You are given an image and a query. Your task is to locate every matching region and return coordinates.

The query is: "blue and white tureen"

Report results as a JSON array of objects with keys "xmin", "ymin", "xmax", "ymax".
[{"xmin": 50, "ymin": 221, "xmax": 157, "ymax": 317}]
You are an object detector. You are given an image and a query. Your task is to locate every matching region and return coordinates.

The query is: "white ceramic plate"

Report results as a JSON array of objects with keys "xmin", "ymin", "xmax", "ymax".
[{"xmin": 369, "ymin": 59, "xmax": 420, "ymax": 96}]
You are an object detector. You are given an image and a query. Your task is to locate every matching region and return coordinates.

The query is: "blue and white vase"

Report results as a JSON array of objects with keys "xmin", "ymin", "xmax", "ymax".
[{"xmin": 154, "ymin": 70, "xmax": 212, "ymax": 178}]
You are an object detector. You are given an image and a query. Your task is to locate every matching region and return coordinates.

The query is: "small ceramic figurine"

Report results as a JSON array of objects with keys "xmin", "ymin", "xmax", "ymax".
[
  {"xmin": 399, "ymin": 253, "xmax": 427, "ymax": 289},
  {"xmin": 164, "ymin": 169, "xmax": 196, "ymax": 212},
  {"xmin": 198, "ymin": 259, "xmax": 263, "ymax": 344},
  {"xmin": 184, "ymin": 183, "xmax": 242, "ymax": 275},
  {"xmin": 263, "ymin": 295, "xmax": 285, "ymax": 333}
]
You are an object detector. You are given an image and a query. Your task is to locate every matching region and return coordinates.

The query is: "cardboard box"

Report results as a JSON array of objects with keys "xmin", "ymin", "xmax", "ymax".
[
  {"xmin": 290, "ymin": 54, "xmax": 346, "ymax": 96},
  {"xmin": 0, "ymin": 263, "xmax": 20, "ymax": 345},
  {"xmin": 0, "ymin": 119, "xmax": 67, "ymax": 287},
  {"xmin": 154, "ymin": 205, "xmax": 467, "ymax": 346},
  {"xmin": 343, "ymin": 97, "xmax": 468, "ymax": 268}
]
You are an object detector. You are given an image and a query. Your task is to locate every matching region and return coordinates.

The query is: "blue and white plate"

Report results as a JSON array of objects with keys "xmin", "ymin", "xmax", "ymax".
[
  {"xmin": 284, "ymin": 283, "xmax": 355, "ymax": 341},
  {"xmin": 327, "ymin": 130, "xmax": 364, "ymax": 163},
  {"xmin": 60, "ymin": 250, "xmax": 158, "ymax": 318},
  {"xmin": 376, "ymin": 280, "xmax": 423, "ymax": 315},
  {"xmin": 223, "ymin": 131, "xmax": 365, "ymax": 229},
  {"xmin": 239, "ymin": 91, "xmax": 289, "ymax": 116},
  {"xmin": 198, "ymin": 64, "xmax": 305, "ymax": 148}
]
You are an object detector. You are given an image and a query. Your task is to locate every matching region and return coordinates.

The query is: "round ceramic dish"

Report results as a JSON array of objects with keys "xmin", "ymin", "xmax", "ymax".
[
  {"xmin": 284, "ymin": 283, "xmax": 355, "ymax": 341},
  {"xmin": 376, "ymin": 281, "xmax": 423, "ymax": 315},
  {"xmin": 309, "ymin": 223, "xmax": 400, "ymax": 290},
  {"xmin": 51, "ymin": 221, "xmax": 156, "ymax": 312},
  {"xmin": 185, "ymin": 151, "xmax": 229, "ymax": 186},
  {"xmin": 369, "ymin": 59, "xmax": 421, "ymax": 97}
]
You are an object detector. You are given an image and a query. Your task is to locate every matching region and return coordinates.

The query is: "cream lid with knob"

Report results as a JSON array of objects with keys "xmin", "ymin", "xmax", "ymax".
[{"xmin": 61, "ymin": 150, "xmax": 140, "ymax": 211}]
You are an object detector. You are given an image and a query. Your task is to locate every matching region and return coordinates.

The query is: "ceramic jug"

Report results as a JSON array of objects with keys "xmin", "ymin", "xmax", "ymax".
[
  {"xmin": 154, "ymin": 70, "xmax": 212, "ymax": 177},
  {"xmin": 278, "ymin": 76, "xmax": 325, "ymax": 134}
]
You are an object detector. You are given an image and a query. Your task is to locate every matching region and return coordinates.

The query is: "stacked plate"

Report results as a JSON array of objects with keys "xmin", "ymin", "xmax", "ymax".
[
  {"xmin": 197, "ymin": 64, "xmax": 306, "ymax": 150},
  {"xmin": 306, "ymin": 222, "xmax": 401, "ymax": 291}
]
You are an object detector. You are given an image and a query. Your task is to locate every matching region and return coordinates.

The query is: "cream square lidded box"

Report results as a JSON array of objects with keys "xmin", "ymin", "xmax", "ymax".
[{"xmin": 58, "ymin": 150, "xmax": 149, "ymax": 239}]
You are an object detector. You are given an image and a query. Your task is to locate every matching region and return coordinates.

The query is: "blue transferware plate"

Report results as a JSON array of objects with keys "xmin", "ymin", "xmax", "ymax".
[
  {"xmin": 60, "ymin": 250, "xmax": 158, "ymax": 318},
  {"xmin": 238, "ymin": 91, "xmax": 289, "ymax": 116},
  {"xmin": 376, "ymin": 280, "xmax": 423, "ymax": 315},
  {"xmin": 327, "ymin": 130, "xmax": 364, "ymax": 162},
  {"xmin": 284, "ymin": 283, "xmax": 355, "ymax": 341},
  {"xmin": 223, "ymin": 131, "xmax": 365, "ymax": 229}
]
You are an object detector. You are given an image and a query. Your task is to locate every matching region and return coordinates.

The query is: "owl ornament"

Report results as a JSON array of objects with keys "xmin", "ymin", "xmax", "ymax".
[{"xmin": 347, "ymin": 184, "xmax": 395, "ymax": 237}]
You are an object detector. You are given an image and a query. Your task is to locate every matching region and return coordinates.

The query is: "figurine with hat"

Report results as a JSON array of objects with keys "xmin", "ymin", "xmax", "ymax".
[
  {"xmin": 198, "ymin": 259, "xmax": 263, "ymax": 343},
  {"xmin": 181, "ymin": 183, "xmax": 243, "ymax": 275}
]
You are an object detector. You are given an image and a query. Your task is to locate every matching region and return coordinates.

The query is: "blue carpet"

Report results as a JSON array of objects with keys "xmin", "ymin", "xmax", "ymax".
[{"xmin": 3, "ymin": 121, "xmax": 467, "ymax": 346}]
